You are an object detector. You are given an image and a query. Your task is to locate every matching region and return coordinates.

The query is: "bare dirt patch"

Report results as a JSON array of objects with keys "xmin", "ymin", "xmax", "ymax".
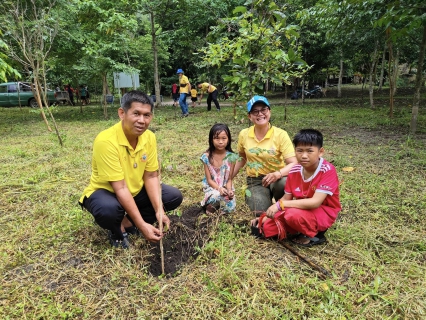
[{"xmin": 149, "ymin": 205, "xmax": 219, "ymax": 277}]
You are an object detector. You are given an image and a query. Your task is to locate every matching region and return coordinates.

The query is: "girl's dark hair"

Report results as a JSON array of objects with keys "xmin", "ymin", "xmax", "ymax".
[
  {"xmin": 292, "ymin": 129, "xmax": 323, "ymax": 148},
  {"xmin": 207, "ymin": 123, "xmax": 233, "ymax": 162}
]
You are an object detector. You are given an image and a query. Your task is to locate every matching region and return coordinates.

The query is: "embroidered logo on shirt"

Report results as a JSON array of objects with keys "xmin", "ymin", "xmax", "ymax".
[
  {"xmin": 319, "ymin": 184, "xmax": 331, "ymax": 191},
  {"xmin": 141, "ymin": 154, "xmax": 147, "ymax": 162},
  {"xmin": 295, "ymin": 187, "xmax": 300, "ymax": 192}
]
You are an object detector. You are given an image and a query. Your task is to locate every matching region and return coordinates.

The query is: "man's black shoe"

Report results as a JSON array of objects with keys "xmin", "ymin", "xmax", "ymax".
[{"xmin": 108, "ymin": 231, "xmax": 130, "ymax": 249}]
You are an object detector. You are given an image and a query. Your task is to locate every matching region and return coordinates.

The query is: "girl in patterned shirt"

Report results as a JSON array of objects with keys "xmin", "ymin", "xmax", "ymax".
[{"xmin": 200, "ymin": 123, "xmax": 236, "ymax": 214}]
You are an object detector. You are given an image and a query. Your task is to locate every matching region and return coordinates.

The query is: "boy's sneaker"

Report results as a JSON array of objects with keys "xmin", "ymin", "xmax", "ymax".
[{"xmin": 108, "ymin": 231, "xmax": 130, "ymax": 249}]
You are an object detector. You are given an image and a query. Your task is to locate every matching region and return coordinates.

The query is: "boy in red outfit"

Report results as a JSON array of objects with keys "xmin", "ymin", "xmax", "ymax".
[{"xmin": 251, "ymin": 129, "xmax": 341, "ymax": 246}]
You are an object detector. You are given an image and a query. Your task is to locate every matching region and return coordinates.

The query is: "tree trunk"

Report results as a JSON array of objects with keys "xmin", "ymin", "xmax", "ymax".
[
  {"xmin": 410, "ymin": 25, "xmax": 426, "ymax": 135},
  {"xmin": 387, "ymin": 28, "xmax": 394, "ymax": 118},
  {"xmin": 369, "ymin": 41, "xmax": 378, "ymax": 109},
  {"xmin": 378, "ymin": 42, "xmax": 386, "ymax": 91},
  {"xmin": 40, "ymin": 62, "xmax": 63, "ymax": 146},
  {"xmin": 337, "ymin": 55, "xmax": 343, "ymax": 98},
  {"xmin": 102, "ymin": 72, "xmax": 108, "ymax": 119},
  {"xmin": 324, "ymin": 71, "xmax": 328, "ymax": 97},
  {"xmin": 392, "ymin": 50, "xmax": 399, "ymax": 98},
  {"xmin": 284, "ymin": 84, "xmax": 287, "ymax": 121},
  {"xmin": 29, "ymin": 62, "xmax": 52, "ymax": 132},
  {"xmin": 151, "ymin": 12, "xmax": 161, "ymax": 108}
]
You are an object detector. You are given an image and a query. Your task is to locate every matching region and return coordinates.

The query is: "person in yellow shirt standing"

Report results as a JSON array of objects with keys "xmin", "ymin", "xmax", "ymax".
[
  {"xmin": 177, "ymin": 68, "xmax": 190, "ymax": 117},
  {"xmin": 197, "ymin": 82, "xmax": 220, "ymax": 111},
  {"xmin": 79, "ymin": 91, "xmax": 183, "ymax": 249}
]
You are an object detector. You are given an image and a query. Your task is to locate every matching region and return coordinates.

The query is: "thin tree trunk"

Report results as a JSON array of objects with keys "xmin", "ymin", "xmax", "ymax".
[
  {"xmin": 30, "ymin": 65, "xmax": 52, "ymax": 132},
  {"xmin": 378, "ymin": 42, "xmax": 386, "ymax": 91},
  {"xmin": 102, "ymin": 73, "xmax": 108, "ymax": 119},
  {"xmin": 337, "ymin": 54, "xmax": 343, "ymax": 98},
  {"xmin": 392, "ymin": 50, "xmax": 399, "ymax": 98},
  {"xmin": 284, "ymin": 84, "xmax": 287, "ymax": 121},
  {"xmin": 410, "ymin": 25, "xmax": 426, "ymax": 135},
  {"xmin": 151, "ymin": 12, "xmax": 161, "ymax": 109},
  {"xmin": 387, "ymin": 28, "xmax": 394, "ymax": 118},
  {"xmin": 324, "ymin": 71, "xmax": 328, "ymax": 97},
  {"xmin": 369, "ymin": 41, "xmax": 378, "ymax": 109},
  {"xmin": 40, "ymin": 62, "xmax": 63, "ymax": 146}
]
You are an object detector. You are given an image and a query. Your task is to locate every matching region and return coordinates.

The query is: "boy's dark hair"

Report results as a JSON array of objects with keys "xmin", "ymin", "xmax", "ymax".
[
  {"xmin": 121, "ymin": 90, "xmax": 154, "ymax": 112},
  {"xmin": 293, "ymin": 129, "xmax": 323, "ymax": 148},
  {"xmin": 196, "ymin": 82, "xmax": 202, "ymax": 86},
  {"xmin": 207, "ymin": 123, "xmax": 233, "ymax": 162}
]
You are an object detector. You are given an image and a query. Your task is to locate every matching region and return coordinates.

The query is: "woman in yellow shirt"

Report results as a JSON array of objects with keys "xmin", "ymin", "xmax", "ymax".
[{"xmin": 232, "ymin": 96, "xmax": 297, "ymax": 214}]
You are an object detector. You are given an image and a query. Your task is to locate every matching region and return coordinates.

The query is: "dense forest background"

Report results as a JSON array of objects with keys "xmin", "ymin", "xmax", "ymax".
[{"xmin": 1, "ymin": 0, "xmax": 425, "ymax": 132}]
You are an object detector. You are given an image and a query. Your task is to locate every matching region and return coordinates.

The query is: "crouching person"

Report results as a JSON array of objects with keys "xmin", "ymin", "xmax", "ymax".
[
  {"xmin": 79, "ymin": 90, "xmax": 183, "ymax": 249},
  {"xmin": 251, "ymin": 129, "xmax": 341, "ymax": 246}
]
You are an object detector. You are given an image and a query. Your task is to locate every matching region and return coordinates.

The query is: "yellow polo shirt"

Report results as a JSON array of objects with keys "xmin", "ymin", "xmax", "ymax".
[
  {"xmin": 79, "ymin": 122, "xmax": 158, "ymax": 202},
  {"xmin": 200, "ymin": 83, "xmax": 217, "ymax": 93},
  {"xmin": 237, "ymin": 125, "xmax": 295, "ymax": 177},
  {"xmin": 179, "ymin": 75, "xmax": 190, "ymax": 94},
  {"xmin": 190, "ymin": 88, "xmax": 198, "ymax": 98}
]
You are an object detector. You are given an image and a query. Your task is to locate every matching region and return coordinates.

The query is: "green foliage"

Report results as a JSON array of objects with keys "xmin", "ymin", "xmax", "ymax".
[
  {"xmin": 198, "ymin": 0, "xmax": 308, "ymax": 102},
  {"xmin": 0, "ymin": 36, "xmax": 20, "ymax": 82},
  {"xmin": 375, "ymin": 0, "xmax": 426, "ymax": 40}
]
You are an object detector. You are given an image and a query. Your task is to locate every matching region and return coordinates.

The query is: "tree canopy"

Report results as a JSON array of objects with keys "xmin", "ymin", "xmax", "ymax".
[{"xmin": 0, "ymin": 0, "xmax": 424, "ymax": 131}]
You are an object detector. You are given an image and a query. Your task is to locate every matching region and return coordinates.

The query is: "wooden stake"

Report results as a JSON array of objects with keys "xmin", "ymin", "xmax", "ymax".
[
  {"xmin": 277, "ymin": 241, "xmax": 331, "ymax": 280},
  {"xmin": 158, "ymin": 157, "xmax": 165, "ymax": 275}
]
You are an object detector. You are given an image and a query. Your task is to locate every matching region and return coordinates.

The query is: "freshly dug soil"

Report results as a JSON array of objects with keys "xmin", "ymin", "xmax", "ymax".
[{"xmin": 149, "ymin": 205, "xmax": 218, "ymax": 277}]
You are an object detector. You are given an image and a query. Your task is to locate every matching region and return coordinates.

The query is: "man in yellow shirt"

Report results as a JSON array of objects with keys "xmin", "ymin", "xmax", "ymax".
[
  {"xmin": 197, "ymin": 82, "xmax": 220, "ymax": 111},
  {"xmin": 177, "ymin": 68, "xmax": 190, "ymax": 117},
  {"xmin": 79, "ymin": 91, "xmax": 183, "ymax": 248}
]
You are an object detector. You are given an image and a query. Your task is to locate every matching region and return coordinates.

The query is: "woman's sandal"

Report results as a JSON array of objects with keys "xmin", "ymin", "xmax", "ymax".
[{"xmin": 291, "ymin": 234, "xmax": 326, "ymax": 247}]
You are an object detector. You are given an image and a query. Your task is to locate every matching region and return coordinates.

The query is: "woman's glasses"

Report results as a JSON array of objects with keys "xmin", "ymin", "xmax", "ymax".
[{"xmin": 250, "ymin": 107, "xmax": 269, "ymax": 116}]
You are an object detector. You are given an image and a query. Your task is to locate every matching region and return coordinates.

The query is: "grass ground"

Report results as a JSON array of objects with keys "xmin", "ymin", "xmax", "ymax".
[{"xmin": 1, "ymin": 88, "xmax": 426, "ymax": 319}]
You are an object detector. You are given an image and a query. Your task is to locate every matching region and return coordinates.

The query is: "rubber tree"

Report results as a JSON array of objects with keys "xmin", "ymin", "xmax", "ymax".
[
  {"xmin": 75, "ymin": 0, "xmax": 141, "ymax": 118},
  {"xmin": 376, "ymin": 0, "xmax": 426, "ymax": 133},
  {"xmin": 199, "ymin": 0, "xmax": 308, "ymax": 120},
  {"xmin": 300, "ymin": 0, "xmax": 386, "ymax": 104},
  {"xmin": 136, "ymin": 0, "xmax": 178, "ymax": 108}
]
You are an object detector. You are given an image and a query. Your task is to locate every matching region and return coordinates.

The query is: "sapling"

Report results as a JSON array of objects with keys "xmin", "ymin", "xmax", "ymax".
[{"xmin": 157, "ymin": 157, "xmax": 165, "ymax": 275}]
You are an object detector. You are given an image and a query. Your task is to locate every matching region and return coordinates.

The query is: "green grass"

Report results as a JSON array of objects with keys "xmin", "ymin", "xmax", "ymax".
[{"xmin": 1, "ymin": 95, "xmax": 426, "ymax": 319}]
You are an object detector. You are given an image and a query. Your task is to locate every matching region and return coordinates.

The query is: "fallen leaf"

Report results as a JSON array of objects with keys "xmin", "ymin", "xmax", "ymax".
[{"xmin": 342, "ymin": 167, "xmax": 355, "ymax": 172}]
